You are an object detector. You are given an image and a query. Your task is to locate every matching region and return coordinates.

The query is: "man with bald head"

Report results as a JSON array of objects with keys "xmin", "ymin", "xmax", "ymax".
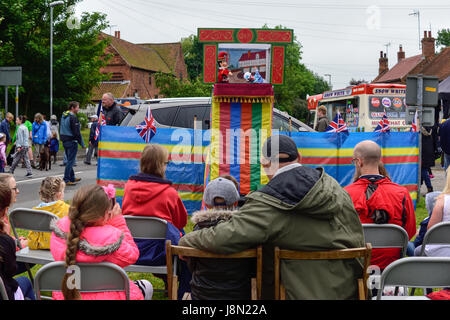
[
  {"xmin": 101, "ymin": 92, "xmax": 124, "ymax": 126},
  {"xmin": 345, "ymin": 140, "xmax": 416, "ymax": 271}
]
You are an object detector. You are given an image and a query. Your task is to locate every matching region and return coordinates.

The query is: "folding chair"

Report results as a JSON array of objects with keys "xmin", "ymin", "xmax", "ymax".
[
  {"xmin": 123, "ymin": 216, "xmax": 170, "ymax": 294},
  {"xmin": 274, "ymin": 243, "xmax": 372, "ymax": 300},
  {"xmin": 376, "ymin": 257, "xmax": 450, "ymax": 300},
  {"xmin": 362, "ymin": 224, "xmax": 409, "ymax": 258},
  {"xmin": 419, "ymin": 221, "xmax": 450, "ymax": 256},
  {"xmin": 165, "ymin": 240, "xmax": 263, "ymax": 300},
  {"xmin": 8, "ymin": 208, "xmax": 59, "ymax": 282},
  {"xmin": 0, "ymin": 276, "xmax": 8, "ymax": 300},
  {"xmin": 34, "ymin": 261, "xmax": 130, "ymax": 300}
]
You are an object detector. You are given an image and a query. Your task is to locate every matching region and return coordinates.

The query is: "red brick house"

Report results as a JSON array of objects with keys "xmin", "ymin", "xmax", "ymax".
[
  {"xmin": 91, "ymin": 31, "xmax": 188, "ymax": 102},
  {"xmin": 373, "ymin": 31, "xmax": 450, "ymax": 84}
]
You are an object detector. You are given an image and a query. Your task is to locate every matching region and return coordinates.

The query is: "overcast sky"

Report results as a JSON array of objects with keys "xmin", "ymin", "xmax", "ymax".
[{"xmin": 75, "ymin": 0, "xmax": 450, "ymax": 90}]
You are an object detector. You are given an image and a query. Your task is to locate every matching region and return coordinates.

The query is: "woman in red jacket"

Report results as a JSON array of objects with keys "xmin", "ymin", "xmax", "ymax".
[{"xmin": 122, "ymin": 144, "xmax": 187, "ymax": 231}]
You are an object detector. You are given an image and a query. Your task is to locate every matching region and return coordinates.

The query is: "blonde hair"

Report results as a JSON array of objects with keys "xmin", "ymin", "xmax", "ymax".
[
  {"xmin": 61, "ymin": 184, "xmax": 111, "ymax": 300},
  {"xmin": 140, "ymin": 144, "xmax": 168, "ymax": 178},
  {"xmin": 39, "ymin": 177, "xmax": 65, "ymax": 203}
]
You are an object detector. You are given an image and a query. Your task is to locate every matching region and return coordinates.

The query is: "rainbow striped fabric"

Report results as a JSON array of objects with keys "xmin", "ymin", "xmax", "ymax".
[
  {"xmin": 208, "ymin": 90, "xmax": 273, "ymax": 195},
  {"xmin": 97, "ymin": 126, "xmax": 419, "ymax": 214},
  {"xmin": 287, "ymin": 131, "xmax": 420, "ymax": 205},
  {"xmin": 97, "ymin": 126, "xmax": 208, "ymax": 214}
]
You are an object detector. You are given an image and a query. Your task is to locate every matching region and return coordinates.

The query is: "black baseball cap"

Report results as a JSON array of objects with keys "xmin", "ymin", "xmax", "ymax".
[{"xmin": 262, "ymin": 135, "xmax": 299, "ymax": 163}]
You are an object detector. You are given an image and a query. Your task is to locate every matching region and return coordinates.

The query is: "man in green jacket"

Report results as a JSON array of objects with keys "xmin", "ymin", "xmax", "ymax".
[{"xmin": 179, "ymin": 135, "xmax": 365, "ymax": 299}]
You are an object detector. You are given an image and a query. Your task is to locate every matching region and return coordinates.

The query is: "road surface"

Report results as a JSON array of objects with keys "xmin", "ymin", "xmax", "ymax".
[{"xmin": 11, "ymin": 161, "xmax": 98, "ymax": 209}]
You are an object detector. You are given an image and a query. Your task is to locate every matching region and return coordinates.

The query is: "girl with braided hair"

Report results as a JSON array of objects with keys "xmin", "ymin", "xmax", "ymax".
[
  {"xmin": 50, "ymin": 184, "xmax": 153, "ymax": 300},
  {"xmin": 27, "ymin": 177, "xmax": 69, "ymax": 250}
]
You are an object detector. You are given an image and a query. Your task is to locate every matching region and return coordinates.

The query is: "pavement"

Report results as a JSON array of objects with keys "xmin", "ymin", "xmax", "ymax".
[{"xmin": 419, "ymin": 164, "xmax": 446, "ymax": 199}]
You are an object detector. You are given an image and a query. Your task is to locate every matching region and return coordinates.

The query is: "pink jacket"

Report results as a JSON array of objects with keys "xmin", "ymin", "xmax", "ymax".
[{"xmin": 50, "ymin": 214, "xmax": 143, "ymax": 300}]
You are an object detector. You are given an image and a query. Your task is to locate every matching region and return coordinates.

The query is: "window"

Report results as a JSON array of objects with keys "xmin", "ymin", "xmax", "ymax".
[
  {"xmin": 152, "ymin": 107, "xmax": 178, "ymax": 126},
  {"xmin": 273, "ymin": 114, "xmax": 299, "ymax": 132},
  {"xmin": 172, "ymin": 106, "xmax": 209, "ymax": 129}
]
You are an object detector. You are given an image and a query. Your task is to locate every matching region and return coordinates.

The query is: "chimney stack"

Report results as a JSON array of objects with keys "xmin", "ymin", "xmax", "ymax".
[
  {"xmin": 114, "ymin": 30, "xmax": 121, "ymax": 39},
  {"xmin": 421, "ymin": 30, "xmax": 435, "ymax": 59},
  {"xmin": 397, "ymin": 45, "xmax": 405, "ymax": 62},
  {"xmin": 379, "ymin": 50, "xmax": 389, "ymax": 76}
]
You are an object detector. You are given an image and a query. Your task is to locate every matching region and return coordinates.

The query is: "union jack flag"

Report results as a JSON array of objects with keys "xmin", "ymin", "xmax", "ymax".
[
  {"xmin": 325, "ymin": 111, "xmax": 349, "ymax": 133},
  {"xmin": 135, "ymin": 106, "xmax": 156, "ymax": 143},
  {"xmin": 94, "ymin": 105, "xmax": 106, "ymax": 141},
  {"xmin": 410, "ymin": 110, "xmax": 418, "ymax": 132},
  {"xmin": 374, "ymin": 113, "xmax": 390, "ymax": 132}
]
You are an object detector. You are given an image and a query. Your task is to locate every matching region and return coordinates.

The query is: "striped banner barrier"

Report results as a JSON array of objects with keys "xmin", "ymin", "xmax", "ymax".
[{"xmin": 97, "ymin": 126, "xmax": 419, "ymax": 214}]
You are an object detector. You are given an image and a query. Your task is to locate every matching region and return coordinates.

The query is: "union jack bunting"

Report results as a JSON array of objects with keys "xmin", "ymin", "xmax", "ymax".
[
  {"xmin": 135, "ymin": 106, "xmax": 156, "ymax": 143},
  {"xmin": 410, "ymin": 110, "xmax": 418, "ymax": 132},
  {"xmin": 94, "ymin": 105, "xmax": 106, "ymax": 141},
  {"xmin": 325, "ymin": 111, "xmax": 349, "ymax": 133},
  {"xmin": 374, "ymin": 113, "xmax": 390, "ymax": 132}
]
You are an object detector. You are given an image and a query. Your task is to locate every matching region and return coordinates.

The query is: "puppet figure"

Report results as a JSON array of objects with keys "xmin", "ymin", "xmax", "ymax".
[{"xmin": 217, "ymin": 51, "xmax": 232, "ymax": 83}]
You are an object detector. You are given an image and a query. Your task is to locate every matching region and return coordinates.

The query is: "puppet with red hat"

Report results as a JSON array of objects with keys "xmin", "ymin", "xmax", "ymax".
[{"xmin": 217, "ymin": 51, "xmax": 232, "ymax": 83}]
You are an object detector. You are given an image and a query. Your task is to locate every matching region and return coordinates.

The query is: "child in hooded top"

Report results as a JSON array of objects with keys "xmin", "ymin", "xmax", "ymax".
[
  {"xmin": 0, "ymin": 133, "xmax": 6, "ymax": 173},
  {"xmin": 26, "ymin": 177, "xmax": 69, "ymax": 250},
  {"xmin": 50, "ymin": 184, "xmax": 153, "ymax": 300},
  {"xmin": 186, "ymin": 177, "xmax": 256, "ymax": 300}
]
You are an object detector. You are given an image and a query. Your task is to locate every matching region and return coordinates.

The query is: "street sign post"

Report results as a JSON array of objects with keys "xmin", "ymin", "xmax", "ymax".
[
  {"xmin": 0, "ymin": 67, "xmax": 22, "ymax": 117},
  {"xmin": 406, "ymin": 74, "xmax": 439, "ymax": 203}
]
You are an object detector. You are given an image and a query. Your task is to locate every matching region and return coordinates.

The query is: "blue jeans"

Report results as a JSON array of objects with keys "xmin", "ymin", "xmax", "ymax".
[
  {"xmin": 421, "ymin": 167, "xmax": 433, "ymax": 189},
  {"xmin": 15, "ymin": 276, "xmax": 35, "ymax": 300},
  {"xmin": 63, "ymin": 140, "xmax": 78, "ymax": 183}
]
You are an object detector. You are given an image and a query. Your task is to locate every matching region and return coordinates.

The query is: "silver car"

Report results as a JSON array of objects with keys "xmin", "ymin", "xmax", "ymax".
[{"xmin": 119, "ymin": 97, "xmax": 315, "ymax": 132}]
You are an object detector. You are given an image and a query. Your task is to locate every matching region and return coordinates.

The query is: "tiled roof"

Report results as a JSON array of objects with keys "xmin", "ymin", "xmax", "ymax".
[
  {"xmin": 419, "ymin": 47, "xmax": 450, "ymax": 81},
  {"xmin": 373, "ymin": 54, "xmax": 423, "ymax": 83},
  {"xmin": 138, "ymin": 42, "xmax": 182, "ymax": 74},
  {"xmin": 101, "ymin": 33, "xmax": 172, "ymax": 74},
  {"xmin": 90, "ymin": 81, "xmax": 130, "ymax": 101}
]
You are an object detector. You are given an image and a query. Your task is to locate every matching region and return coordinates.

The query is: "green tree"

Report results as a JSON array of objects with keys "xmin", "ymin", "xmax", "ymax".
[
  {"xmin": 0, "ymin": 0, "xmax": 110, "ymax": 118},
  {"xmin": 436, "ymin": 28, "xmax": 450, "ymax": 48},
  {"xmin": 155, "ymin": 72, "xmax": 212, "ymax": 97},
  {"xmin": 181, "ymin": 34, "xmax": 203, "ymax": 81}
]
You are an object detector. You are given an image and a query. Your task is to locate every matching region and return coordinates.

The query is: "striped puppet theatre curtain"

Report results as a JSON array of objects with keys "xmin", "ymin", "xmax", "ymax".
[{"xmin": 207, "ymin": 83, "xmax": 274, "ymax": 195}]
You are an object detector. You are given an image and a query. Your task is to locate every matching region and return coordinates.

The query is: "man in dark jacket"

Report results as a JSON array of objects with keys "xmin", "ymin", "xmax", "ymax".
[
  {"xmin": 439, "ymin": 118, "xmax": 450, "ymax": 171},
  {"xmin": 314, "ymin": 105, "xmax": 330, "ymax": 132},
  {"xmin": 179, "ymin": 135, "xmax": 365, "ymax": 299},
  {"xmin": 0, "ymin": 113, "xmax": 14, "ymax": 145},
  {"xmin": 101, "ymin": 93, "xmax": 124, "ymax": 126},
  {"xmin": 60, "ymin": 101, "xmax": 85, "ymax": 185}
]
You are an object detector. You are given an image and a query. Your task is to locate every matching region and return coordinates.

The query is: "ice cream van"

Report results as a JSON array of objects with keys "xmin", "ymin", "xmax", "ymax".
[{"xmin": 308, "ymin": 83, "xmax": 408, "ymax": 132}]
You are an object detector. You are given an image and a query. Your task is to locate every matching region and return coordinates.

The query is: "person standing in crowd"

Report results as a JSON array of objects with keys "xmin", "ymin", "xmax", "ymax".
[
  {"xmin": 84, "ymin": 114, "xmax": 98, "ymax": 165},
  {"xmin": 179, "ymin": 135, "xmax": 365, "ymax": 300},
  {"xmin": 0, "ymin": 133, "xmax": 6, "ymax": 173},
  {"xmin": 421, "ymin": 126, "xmax": 436, "ymax": 193},
  {"xmin": 440, "ymin": 118, "xmax": 450, "ymax": 172},
  {"xmin": 42, "ymin": 114, "xmax": 52, "ymax": 144},
  {"xmin": 31, "ymin": 113, "xmax": 47, "ymax": 167},
  {"xmin": 344, "ymin": 140, "xmax": 416, "ymax": 271},
  {"xmin": 314, "ymin": 105, "xmax": 330, "ymax": 132},
  {"xmin": 50, "ymin": 114, "xmax": 60, "ymax": 140},
  {"xmin": 0, "ymin": 112, "xmax": 14, "ymax": 145},
  {"xmin": 101, "ymin": 92, "xmax": 124, "ymax": 126},
  {"xmin": 60, "ymin": 101, "xmax": 85, "ymax": 186},
  {"xmin": 9, "ymin": 115, "xmax": 33, "ymax": 178}
]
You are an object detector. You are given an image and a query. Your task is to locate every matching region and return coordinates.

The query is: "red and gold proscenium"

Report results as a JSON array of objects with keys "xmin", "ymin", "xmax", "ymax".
[{"xmin": 197, "ymin": 28, "xmax": 293, "ymax": 85}]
